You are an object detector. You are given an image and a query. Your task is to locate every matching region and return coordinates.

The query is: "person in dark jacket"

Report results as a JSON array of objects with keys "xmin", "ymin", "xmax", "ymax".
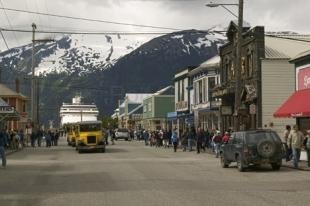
[
  {"xmin": 188, "ymin": 127, "xmax": 195, "ymax": 151},
  {"xmin": 0, "ymin": 127, "xmax": 8, "ymax": 168},
  {"xmin": 196, "ymin": 127, "xmax": 204, "ymax": 154},
  {"xmin": 171, "ymin": 129, "xmax": 179, "ymax": 152},
  {"xmin": 181, "ymin": 129, "xmax": 188, "ymax": 152}
]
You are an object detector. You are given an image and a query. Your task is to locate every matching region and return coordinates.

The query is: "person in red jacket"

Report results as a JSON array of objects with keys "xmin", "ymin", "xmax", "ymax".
[{"xmin": 222, "ymin": 132, "xmax": 230, "ymax": 144}]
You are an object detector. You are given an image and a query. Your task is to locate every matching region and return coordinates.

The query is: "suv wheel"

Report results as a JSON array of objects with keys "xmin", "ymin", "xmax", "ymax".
[
  {"xmin": 271, "ymin": 162, "xmax": 281, "ymax": 170},
  {"xmin": 220, "ymin": 153, "xmax": 229, "ymax": 168},
  {"xmin": 237, "ymin": 156, "xmax": 245, "ymax": 172},
  {"xmin": 257, "ymin": 140, "xmax": 276, "ymax": 158}
]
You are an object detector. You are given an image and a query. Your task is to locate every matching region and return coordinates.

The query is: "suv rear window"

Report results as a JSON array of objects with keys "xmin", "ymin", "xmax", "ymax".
[{"xmin": 245, "ymin": 131, "xmax": 281, "ymax": 145}]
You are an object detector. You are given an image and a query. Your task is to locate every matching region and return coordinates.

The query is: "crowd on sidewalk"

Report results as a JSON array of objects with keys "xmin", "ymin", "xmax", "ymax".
[
  {"xmin": 140, "ymin": 126, "xmax": 231, "ymax": 156},
  {"xmin": 0, "ymin": 125, "xmax": 60, "ymax": 169},
  {"xmin": 282, "ymin": 125, "xmax": 310, "ymax": 168}
]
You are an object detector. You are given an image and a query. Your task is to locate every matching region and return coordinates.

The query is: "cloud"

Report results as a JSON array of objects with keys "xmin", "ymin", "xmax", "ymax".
[{"xmin": 0, "ymin": 0, "xmax": 310, "ymax": 50}]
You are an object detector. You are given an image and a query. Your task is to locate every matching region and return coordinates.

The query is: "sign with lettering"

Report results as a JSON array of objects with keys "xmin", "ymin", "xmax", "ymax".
[
  {"xmin": 176, "ymin": 101, "xmax": 188, "ymax": 111},
  {"xmin": 297, "ymin": 66, "xmax": 310, "ymax": 90},
  {"xmin": 0, "ymin": 106, "xmax": 14, "ymax": 114}
]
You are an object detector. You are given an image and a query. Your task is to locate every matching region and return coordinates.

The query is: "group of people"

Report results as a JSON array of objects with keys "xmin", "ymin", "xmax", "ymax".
[
  {"xmin": 142, "ymin": 126, "xmax": 231, "ymax": 155},
  {"xmin": 30, "ymin": 129, "xmax": 60, "ymax": 148},
  {"xmin": 282, "ymin": 125, "xmax": 310, "ymax": 168}
]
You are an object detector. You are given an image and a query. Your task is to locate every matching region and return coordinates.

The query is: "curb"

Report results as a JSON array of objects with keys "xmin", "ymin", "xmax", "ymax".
[
  {"xmin": 5, "ymin": 149, "xmax": 22, "ymax": 156},
  {"xmin": 282, "ymin": 164, "xmax": 310, "ymax": 171}
]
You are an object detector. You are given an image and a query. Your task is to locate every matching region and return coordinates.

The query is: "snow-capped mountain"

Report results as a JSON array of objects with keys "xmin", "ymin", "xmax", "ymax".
[
  {"xmin": 0, "ymin": 29, "xmax": 226, "ymax": 124},
  {"xmin": 0, "ymin": 33, "xmax": 159, "ymax": 76}
]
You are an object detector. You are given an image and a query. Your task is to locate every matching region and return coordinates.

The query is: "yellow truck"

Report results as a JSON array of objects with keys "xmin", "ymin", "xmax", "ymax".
[
  {"xmin": 75, "ymin": 121, "xmax": 106, "ymax": 153},
  {"xmin": 64, "ymin": 123, "xmax": 77, "ymax": 147}
]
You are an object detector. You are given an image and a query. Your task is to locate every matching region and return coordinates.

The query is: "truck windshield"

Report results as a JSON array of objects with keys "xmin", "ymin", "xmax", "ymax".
[
  {"xmin": 79, "ymin": 124, "xmax": 101, "ymax": 132},
  {"xmin": 245, "ymin": 131, "xmax": 281, "ymax": 144}
]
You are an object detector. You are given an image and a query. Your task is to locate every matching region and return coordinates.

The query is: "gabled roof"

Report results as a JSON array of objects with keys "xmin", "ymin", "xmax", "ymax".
[
  {"xmin": 290, "ymin": 50, "xmax": 310, "ymax": 62},
  {"xmin": 0, "ymin": 84, "xmax": 27, "ymax": 99},
  {"xmin": 0, "ymin": 97, "xmax": 9, "ymax": 106},
  {"xmin": 265, "ymin": 35, "xmax": 310, "ymax": 59},
  {"xmin": 190, "ymin": 55, "xmax": 220, "ymax": 76},
  {"xmin": 153, "ymin": 86, "xmax": 174, "ymax": 96},
  {"xmin": 128, "ymin": 104, "xmax": 143, "ymax": 116},
  {"xmin": 264, "ymin": 46, "xmax": 290, "ymax": 59},
  {"xmin": 125, "ymin": 93, "xmax": 152, "ymax": 104}
]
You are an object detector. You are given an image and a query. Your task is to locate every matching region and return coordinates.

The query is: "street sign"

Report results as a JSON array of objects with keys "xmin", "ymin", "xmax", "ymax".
[
  {"xmin": 249, "ymin": 104, "xmax": 256, "ymax": 115},
  {"xmin": 0, "ymin": 106, "xmax": 14, "ymax": 114}
]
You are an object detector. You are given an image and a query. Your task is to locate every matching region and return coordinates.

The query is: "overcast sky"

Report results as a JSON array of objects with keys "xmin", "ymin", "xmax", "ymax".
[{"xmin": 0, "ymin": 0, "xmax": 310, "ymax": 50}]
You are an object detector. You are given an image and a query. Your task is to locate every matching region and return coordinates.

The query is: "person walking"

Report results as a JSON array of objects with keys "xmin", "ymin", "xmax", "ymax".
[
  {"xmin": 0, "ymin": 127, "xmax": 8, "ymax": 168},
  {"xmin": 196, "ymin": 127, "xmax": 204, "ymax": 154},
  {"xmin": 212, "ymin": 131, "xmax": 222, "ymax": 158},
  {"xmin": 303, "ymin": 131, "xmax": 310, "ymax": 167},
  {"xmin": 143, "ymin": 130, "xmax": 149, "ymax": 146},
  {"xmin": 181, "ymin": 129, "xmax": 188, "ymax": 152},
  {"xmin": 54, "ymin": 130, "xmax": 59, "ymax": 146},
  {"xmin": 187, "ymin": 127, "xmax": 195, "ymax": 151},
  {"xmin": 222, "ymin": 131, "xmax": 230, "ymax": 144},
  {"xmin": 45, "ymin": 131, "xmax": 52, "ymax": 148},
  {"xmin": 37, "ymin": 129, "xmax": 43, "ymax": 147},
  {"xmin": 288, "ymin": 125, "xmax": 304, "ymax": 168},
  {"xmin": 171, "ymin": 129, "xmax": 179, "ymax": 152},
  {"xmin": 283, "ymin": 125, "xmax": 292, "ymax": 162}
]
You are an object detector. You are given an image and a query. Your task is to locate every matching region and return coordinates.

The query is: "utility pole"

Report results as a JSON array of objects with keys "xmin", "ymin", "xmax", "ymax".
[
  {"xmin": 31, "ymin": 23, "xmax": 54, "ymax": 131},
  {"xmin": 234, "ymin": 0, "xmax": 244, "ymax": 131},
  {"xmin": 31, "ymin": 23, "xmax": 37, "ymax": 131}
]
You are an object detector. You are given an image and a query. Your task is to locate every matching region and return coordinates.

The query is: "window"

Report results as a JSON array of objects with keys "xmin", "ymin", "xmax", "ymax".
[
  {"xmin": 224, "ymin": 60, "xmax": 229, "ymax": 83},
  {"xmin": 178, "ymin": 81, "xmax": 181, "ymax": 102},
  {"xmin": 246, "ymin": 51, "xmax": 253, "ymax": 77},
  {"xmin": 230, "ymin": 61, "xmax": 235, "ymax": 79},
  {"xmin": 148, "ymin": 102, "xmax": 152, "ymax": 112},
  {"xmin": 208, "ymin": 76, "xmax": 216, "ymax": 102},
  {"xmin": 198, "ymin": 80, "xmax": 203, "ymax": 104},
  {"xmin": 181, "ymin": 79, "xmax": 185, "ymax": 101}
]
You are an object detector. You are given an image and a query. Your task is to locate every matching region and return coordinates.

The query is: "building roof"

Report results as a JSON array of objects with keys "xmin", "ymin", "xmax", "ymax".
[
  {"xmin": 264, "ymin": 46, "xmax": 290, "ymax": 59},
  {"xmin": 128, "ymin": 104, "xmax": 143, "ymax": 116},
  {"xmin": 0, "ymin": 97, "xmax": 9, "ymax": 106},
  {"xmin": 265, "ymin": 35, "xmax": 310, "ymax": 59},
  {"xmin": 125, "ymin": 93, "xmax": 152, "ymax": 104},
  {"xmin": 153, "ymin": 86, "xmax": 174, "ymax": 96},
  {"xmin": 290, "ymin": 50, "xmax": 310, "ymax": 62},
  {"xmin": 0, "ymin": 83, "xmax": 27, "ymax": 99},
  {"xmin": 190, "ymin": 55, "xmax": 220, "ymax": 76}
]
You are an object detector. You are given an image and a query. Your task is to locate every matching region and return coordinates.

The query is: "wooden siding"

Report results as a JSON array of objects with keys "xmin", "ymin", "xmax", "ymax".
[{"xmin": 261, "ymin": 59, "xmax": 296, "ymax": 135}]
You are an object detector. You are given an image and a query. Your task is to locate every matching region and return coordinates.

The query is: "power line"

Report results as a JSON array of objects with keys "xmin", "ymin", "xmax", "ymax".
[
  {"xmin": 0, "ymin": 29, "xmax": 9, "ymax": 49},
  {"xmin": 0, "ymin": 7, "xmax": 182, "ymax": 31},
  {"xmin": 0, "ymin": 27, "xmax": 224, "ymax": 36},
  {"xmin": 0, "ymin": 0, "xmax": 19, "ymax": 45}
]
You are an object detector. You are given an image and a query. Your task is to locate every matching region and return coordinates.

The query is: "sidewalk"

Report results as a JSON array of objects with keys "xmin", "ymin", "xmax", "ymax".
[{"xmin": 282, "ymin": 160, "xmax": 310, "ymax": 171}]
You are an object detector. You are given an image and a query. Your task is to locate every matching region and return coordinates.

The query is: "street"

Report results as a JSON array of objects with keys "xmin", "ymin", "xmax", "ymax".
[{"xmin": 1, "ymin": 138, "xmax": 310, "ymax": 206}]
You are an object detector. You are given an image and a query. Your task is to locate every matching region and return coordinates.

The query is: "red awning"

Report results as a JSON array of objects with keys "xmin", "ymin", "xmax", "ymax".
[{"xmin": 274, "ymin": 89, "xmax": 310, "ymax": 118}]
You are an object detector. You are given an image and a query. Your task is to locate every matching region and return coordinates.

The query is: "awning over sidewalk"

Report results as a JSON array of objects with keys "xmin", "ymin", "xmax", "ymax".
[{"xmin": 274, "ymin": 89, "xmax": 310, "ymax": 118}]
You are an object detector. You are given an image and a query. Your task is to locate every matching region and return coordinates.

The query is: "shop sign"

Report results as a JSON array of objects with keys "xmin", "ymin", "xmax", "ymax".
[
  {"xmin": 297, "ymin": 66, "xmax": 310, "ymax": 90},
  {"xmin": 221, "ymin": 106, "xmax": 232, "ymax": 115},
  {"xmin": 176, "ymin": 101, "xmax": 188, "ymax": 111},
  {"xmin": 132, "ymin": 114, "xmax": 142, "ymax": 121},
  {"xmin": 0, "ymin": 106, "xmax": 14, "ymax": 114},
  {"xmin": 249, "ymin": 104, "xmax": 256, "ymax": 115},
  {"xmin": 245, "ymin": 84, "xmax": 257, "ymax": 101}
]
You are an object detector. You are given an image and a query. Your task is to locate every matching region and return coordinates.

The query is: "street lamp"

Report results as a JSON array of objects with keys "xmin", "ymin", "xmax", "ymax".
[{"xmin": 206, "ymin": 0, "xmax": 244, "ymax": 131}]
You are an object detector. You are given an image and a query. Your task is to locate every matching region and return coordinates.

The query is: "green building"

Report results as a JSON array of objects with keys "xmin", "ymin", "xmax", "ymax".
[{"xmin": 142, "ymin": 86, "xmax": 175, "ymax": 131}]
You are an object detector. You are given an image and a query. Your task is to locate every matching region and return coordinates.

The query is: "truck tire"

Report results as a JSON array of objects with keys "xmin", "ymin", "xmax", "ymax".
[
  {"xmin": 271, "ymin": 161, "xmax": 281, "ymax": 170},
  {"xmin": 257, "ymin": 140, "xmax": 276, "ymax": 158},
  {"xmin": 220, "ymin": 153, "xmax": 229, "ymax": 168},
  {"xmin": 237, "ymin": 155, "xmax": 245, "ymax": 172}
]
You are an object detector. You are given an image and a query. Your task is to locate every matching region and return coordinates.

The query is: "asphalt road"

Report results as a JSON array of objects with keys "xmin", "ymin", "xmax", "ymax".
[{"xmin": 1, "ymin": 138, "xmax": 310, "ymax": 206}]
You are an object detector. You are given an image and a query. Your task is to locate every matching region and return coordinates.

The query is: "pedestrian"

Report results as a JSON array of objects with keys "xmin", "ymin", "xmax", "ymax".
[
  {"xmin": 196, "ymin": 127, "xmax": 204, "ymax": 154},
  {"xmin": 288, "ymin": 125, "xmax": 304, "ymax": 168},
  {"xmin": 282, "ymin": 125, "xmax": 292, "ymax": 162},
  {"xmin": 171, "ymin": 129, "xmax": 179, "ymax": 152},
  {"xmin": 37, "ymin": 129, "xmax": 43, "ymax": 147},
  {"xmin": 162, "ymin": 130, "xmax": 169, "ymax": 148},
  {"xmin": 181, "ymin": 129, "xmax": 188, "ymax": 152},
  {"xmin": 111, "ymin": 129, "xmax": 116, "ymax": 145},
  {"xmin": 143, "ymin": 130, "xmax": 149, "ymax": 146},
  {"xmin": 54, "ymin": 130, "xmax": 59, "ymax": 146},
  {"xmin": 51, "ymin": 132, "xmax": 55, "ymax": 146},
  {"xmin": 212, "ymin": 131, "xmax": 222, "ymax": 158},
  {"xmin": 303, "ymin": 131, "xmax": 310, "ymax": 167},
  {"xmin": 31, "ymin": 131, "xmax": 36, "ymax": 147},
  {"xmin": 0, "ymin": 127, "xmax": 8, "ymax": 168},
  {"xmin": 45, "ymin": 131, "xmax": 52, "ymax": 148},
  {"xmin": 222, "ymin": 131, "xmax": 230, "ymax": 144},
  {"xmin": 187, "ymin": 127, "xmax": 195, "ymax": 151}
]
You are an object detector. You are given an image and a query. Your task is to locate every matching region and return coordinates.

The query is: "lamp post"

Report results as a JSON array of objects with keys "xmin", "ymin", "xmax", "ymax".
[{"xmin": 206, "ymin": 0, "xmax": 244, "ymax": 131}]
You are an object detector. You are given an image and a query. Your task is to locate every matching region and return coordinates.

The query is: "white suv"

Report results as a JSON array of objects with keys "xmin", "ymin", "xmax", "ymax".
[{"xmin": 115, "ymin": 128, "xmax": 130, "ymax": 141}]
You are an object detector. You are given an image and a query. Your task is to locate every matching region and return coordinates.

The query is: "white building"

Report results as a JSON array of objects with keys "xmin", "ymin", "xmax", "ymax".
[{"xmin": 60, "ymin": 96, "xmax": 99, "ymax": 126}]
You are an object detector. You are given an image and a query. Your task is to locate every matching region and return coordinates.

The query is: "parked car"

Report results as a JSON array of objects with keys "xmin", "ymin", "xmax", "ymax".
[
  {"xmin": 115, "ymin": 128, "xmax": 130, "ymax": 141},
  {"xmin": 220, "ymin": 130, "xmax": 284, "ymax": 172}
]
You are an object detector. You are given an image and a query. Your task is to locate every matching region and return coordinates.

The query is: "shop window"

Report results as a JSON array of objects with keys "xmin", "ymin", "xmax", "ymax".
[
  {"xmin": 198, "ymin": 80, "xmax": 203, "ymax": 104},
  {"xmin": 246, "ymin": 51, "xmax": 253, "ymax": 78}
]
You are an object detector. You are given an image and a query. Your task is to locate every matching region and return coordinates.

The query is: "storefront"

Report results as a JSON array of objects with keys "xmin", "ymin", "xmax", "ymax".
[{"xmin": 274, "ymin": 50, "xmax": 310, "ymax": 132}]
